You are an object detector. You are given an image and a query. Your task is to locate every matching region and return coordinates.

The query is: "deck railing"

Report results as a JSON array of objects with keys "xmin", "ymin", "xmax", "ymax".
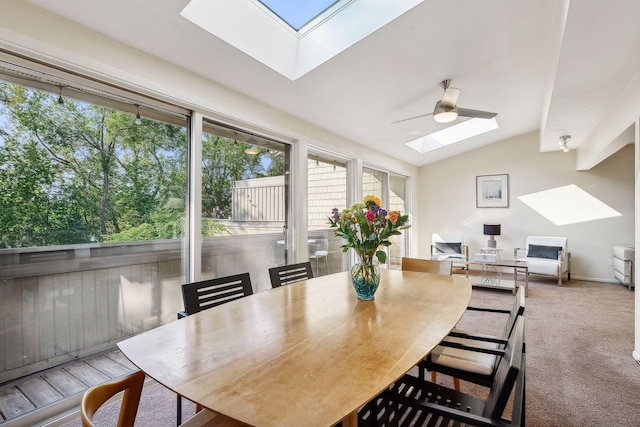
[{"xmin": 0, "ymin": 231, "xmax": 345, "ymax": 383}]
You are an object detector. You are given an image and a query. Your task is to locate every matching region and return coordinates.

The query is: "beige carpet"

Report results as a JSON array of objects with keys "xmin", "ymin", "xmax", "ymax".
[{"xmin": 63, "ymin": 276, "xmax": 640, "ymax": 426}]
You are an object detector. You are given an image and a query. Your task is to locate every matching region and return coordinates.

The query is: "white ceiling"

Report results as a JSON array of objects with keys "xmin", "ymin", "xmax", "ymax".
[{"xmin": 25, "ymin": 0, "xmax": 640, "ymax": 167}]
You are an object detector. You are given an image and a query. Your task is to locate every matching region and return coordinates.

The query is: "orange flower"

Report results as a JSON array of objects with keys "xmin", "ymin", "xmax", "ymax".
[{"xmin": 388, "ymin": 211, "xmax": 400, "ymax": 223}]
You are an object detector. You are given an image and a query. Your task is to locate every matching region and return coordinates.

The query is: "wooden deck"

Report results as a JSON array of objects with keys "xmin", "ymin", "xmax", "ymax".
[{"xmin": 0, "ymin": 348, "xmax": 137, "ymax": 426}]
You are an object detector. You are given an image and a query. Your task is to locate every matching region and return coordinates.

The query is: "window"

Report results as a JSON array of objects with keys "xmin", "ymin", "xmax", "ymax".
[
  {"xmin": 200, "ymin": 119, "xmax": 290, "ymax": 289},
  {"xmin": 0, "ymin": 62, "xmax": 188, "ymax": 383},
  {"xmin": 308, "ymin": 153, "xmax": 349, "ymax": 275},
  {"xmin": 362, "ymin": 167, "xmax": 408, "ymax": 269}
]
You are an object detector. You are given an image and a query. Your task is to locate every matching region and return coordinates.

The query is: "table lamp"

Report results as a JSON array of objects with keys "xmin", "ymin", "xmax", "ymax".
[{"xmin": 483, "ymin": 224, "xmax": 501, "ymax": 248}]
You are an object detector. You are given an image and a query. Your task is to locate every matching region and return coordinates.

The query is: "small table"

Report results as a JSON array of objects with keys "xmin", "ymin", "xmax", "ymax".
[
  {"xmin": 466, "ymin": 259, "xmax": 528, "ymax": 296},
  {"xmin": 480, "ymin": 247, "xmax": 503, "ymax": 261},
  {"xmin": 118, "ymin": 270, "xmax": 472, "ymax": 427}
]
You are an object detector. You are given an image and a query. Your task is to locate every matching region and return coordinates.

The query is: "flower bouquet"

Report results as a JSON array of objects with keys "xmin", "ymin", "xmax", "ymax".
[{"xmin": 329, "ymin": 195, "xmax": 410, "ymax": 300}]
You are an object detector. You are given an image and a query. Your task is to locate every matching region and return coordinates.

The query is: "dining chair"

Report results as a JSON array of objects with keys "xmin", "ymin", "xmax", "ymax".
[
  {"xmin": 419, "ymin": 285, "xmax": 525, "ymax": 391},
  {"xmin": 81, "ymin": 370, "xmax": 146, "ymax": 427},
  {"xmin": 401, "ymin": 257, "xmax": 452, "ymax": 275},
  {"xmin": 178, "ymin": 272, "xmax": 253, "ymax": 318},
  {"xmin": 360, "ymin": 317, "xmax": 525, "ymax": 427},
  {"xmin": 176, "ymin": 272, "xmax": 253, "ymax": 425},
  {"xmin": 269, "ymin": 261, "xmax": 313, "ymax": 288}
]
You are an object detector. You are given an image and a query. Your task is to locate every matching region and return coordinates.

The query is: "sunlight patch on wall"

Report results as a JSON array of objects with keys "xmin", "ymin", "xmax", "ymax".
[{"xmin": 517, "ymin": 184, "xmax": 621, "ymax": 226}]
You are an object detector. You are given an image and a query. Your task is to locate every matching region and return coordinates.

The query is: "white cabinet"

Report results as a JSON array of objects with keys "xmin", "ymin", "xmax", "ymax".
[{"xmin": 613, "ymin": 246, "xmax": 634, "ymax": 290}]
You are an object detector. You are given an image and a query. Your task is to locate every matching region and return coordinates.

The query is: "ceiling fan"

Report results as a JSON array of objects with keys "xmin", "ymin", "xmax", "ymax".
[{"xmin": 393, "ymin": 79, "xmax": 498, "ymax": 124}]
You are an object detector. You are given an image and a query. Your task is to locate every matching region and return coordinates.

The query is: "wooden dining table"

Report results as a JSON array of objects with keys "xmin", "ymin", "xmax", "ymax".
[{"xmin": 117, "ymin": 269, "xmax": 472, "ymax": 427}]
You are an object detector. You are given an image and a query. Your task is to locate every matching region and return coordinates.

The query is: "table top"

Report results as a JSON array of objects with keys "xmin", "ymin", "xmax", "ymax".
[{"xmin": 118, "ymin": 270, "xmax": 472, "ymax": 427}]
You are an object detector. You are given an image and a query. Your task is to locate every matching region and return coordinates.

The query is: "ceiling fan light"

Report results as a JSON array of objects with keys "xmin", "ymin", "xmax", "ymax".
[
  {"xmin": 433, "ymin": 101, "xmax": 458, "ymax": 123},
  {"xmin": 434, "ymin": 111, "xmax": 458, "ymax": 123}
]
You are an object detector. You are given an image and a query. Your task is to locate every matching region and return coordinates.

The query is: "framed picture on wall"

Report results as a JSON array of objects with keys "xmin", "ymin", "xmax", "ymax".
[{"xmin": 476, "ymin": 174, "xmax": 509, "ymax": 208}]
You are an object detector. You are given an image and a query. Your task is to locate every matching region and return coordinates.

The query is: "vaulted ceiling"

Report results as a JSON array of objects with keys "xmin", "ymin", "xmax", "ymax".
[{"xmin": 25, "ymin": 0, "xmax": 640, "ymax": 167}]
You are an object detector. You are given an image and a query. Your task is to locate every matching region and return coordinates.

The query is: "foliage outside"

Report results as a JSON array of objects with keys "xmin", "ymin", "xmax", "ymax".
[{"xmin": 0, "ymin": 81, "xmax": 283, "ymax": 248}]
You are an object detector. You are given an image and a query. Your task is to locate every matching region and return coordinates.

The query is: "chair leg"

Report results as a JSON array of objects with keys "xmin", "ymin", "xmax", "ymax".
[
  {"xmin": 453, "ymin": 377, "xmax": 461, "ymax": 392},
  {"xmin": 430, "ymin": 371, "xmax": 437, "ymax": 383},
  {"xmin": 177, "ymin": 395, "xmax": 182, "ymax": 426}
]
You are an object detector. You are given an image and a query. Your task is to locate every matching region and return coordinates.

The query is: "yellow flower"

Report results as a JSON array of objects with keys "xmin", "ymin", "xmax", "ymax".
[{"xmin": 363, "ymin": 195, "xmax": 382, "ymax": 207}]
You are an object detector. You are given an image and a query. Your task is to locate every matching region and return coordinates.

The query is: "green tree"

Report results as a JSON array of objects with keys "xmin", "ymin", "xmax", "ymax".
[{"xmin": 0, "ymin": 82, "xmax": 187, "ymax": 247}]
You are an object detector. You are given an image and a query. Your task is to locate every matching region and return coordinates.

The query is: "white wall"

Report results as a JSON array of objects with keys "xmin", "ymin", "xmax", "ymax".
[{"xmin": 415, "ymin": 131, "xmax": 635, "ymax": 282}]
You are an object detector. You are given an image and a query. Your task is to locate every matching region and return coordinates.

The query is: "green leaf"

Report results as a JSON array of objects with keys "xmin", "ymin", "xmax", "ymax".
[{"xmin": 376, "ymin": 250, "xmax": 387, "ymax": 263}]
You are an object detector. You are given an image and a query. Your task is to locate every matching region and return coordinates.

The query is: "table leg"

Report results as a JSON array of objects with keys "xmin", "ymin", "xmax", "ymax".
[{"xmin": 341, "ymin": 410, "xmax": 358, "ymax": 427}]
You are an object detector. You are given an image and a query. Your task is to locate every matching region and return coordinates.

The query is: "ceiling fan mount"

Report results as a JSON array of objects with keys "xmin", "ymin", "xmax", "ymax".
[{"xmin": 393, "ymin": 79, "xmax": 497, "ymax": 124}]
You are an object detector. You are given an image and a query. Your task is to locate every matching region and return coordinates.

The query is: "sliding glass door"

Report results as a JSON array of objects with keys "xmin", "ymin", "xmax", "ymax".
[
  {"xmin": 362, "ymin": 167, "xmax": 408, "ymax": 269},
  {"xmin": 200, "ymin": 119, "xmax": 290, "ymax": 292}
]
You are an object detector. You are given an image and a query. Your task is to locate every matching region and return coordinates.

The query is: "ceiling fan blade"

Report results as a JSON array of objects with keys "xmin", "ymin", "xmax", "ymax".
[
  {"xmin": 391, "ymin": 112, "xmax": 433, "ymax": 124},
  {"xmin": 441, "ymin": 87, "xmax": 460, "ymax": 107},
  {"xmin": 457, "ymin": 107, "xmax": 497, "ymax": 119}
]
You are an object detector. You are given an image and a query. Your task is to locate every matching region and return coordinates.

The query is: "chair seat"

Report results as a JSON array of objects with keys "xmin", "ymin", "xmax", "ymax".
[
  {"xmin": 430, "ymin": 328, "xmax": 500, "ymax": 376},
  {"xmin": 519, "ymin": 256, "xmax": 566, "ymax": 275}
]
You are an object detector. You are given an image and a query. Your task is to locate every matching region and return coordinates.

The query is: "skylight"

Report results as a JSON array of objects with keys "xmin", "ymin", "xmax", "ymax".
[
  {"xmin": 257, "ymin": 0, "xmax": 340, "ymax": 31},
  {"xmin": 405, "ymin": 118, "xmax": 499, "ymax": 154},
  {"xmin": 517, "ymin": 185, "xmax": 621, "ymax": 226},
  {"xmin": 180, "ymin": 0, "xmax": 424, "ymax": 80}
]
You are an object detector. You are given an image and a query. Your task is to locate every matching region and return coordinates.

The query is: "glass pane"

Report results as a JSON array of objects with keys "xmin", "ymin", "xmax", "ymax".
[
  {"xmin": 308, "ymin": 154, "xmax": 348, "ymax": 275},
  {"xmin": 363, "ymin": 167, "xmax": 385, "ymax": 202},
  {"xmin": 0, "ymin": 78, "xmax": 187, "ymax": 382},
  {"xmin": 258, "ymin": 0, "xmax": 340, "ymax": 31},
  {"xmin": 201, "ymin": 120, "xmax": 289, "ymax": 292},
  {"xmin": 388, "ymin": 174, "xmax": 407, "ymax": 270}
]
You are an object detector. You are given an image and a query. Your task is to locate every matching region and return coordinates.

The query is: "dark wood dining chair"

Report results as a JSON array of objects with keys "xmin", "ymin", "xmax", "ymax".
[
  {"xmin": 401, "ymin": 257, "xmax": 453, "ymax": 275},
  {"xmin": 176, "ymin": 273, "xmax": 253, "ymax": 424},
  {"xmin": 81, "ymin": 370, "xmax": 146, "ymax": 427},
  {"xmin": 419, "ymin": 285, "xmax": 525, "ymax": 391},
  {"xmin": 360, "ymin": 316, "xmax": 525, "ymax": 427},
  {"xmin": 268, "ymin": 261, "xmax": 314, "ymax": 288}
]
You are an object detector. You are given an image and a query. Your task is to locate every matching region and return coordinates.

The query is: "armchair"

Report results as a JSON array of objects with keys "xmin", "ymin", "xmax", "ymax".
[
  {"xmin": 514, "ymin": 236, "xmax": 570, "ymax": 286},
  {"xmin": 431, "ymin": 233, "xmax": 468, "ymax": 270}
]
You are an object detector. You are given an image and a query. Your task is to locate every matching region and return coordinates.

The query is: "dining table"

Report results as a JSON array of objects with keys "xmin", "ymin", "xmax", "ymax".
[{"xmin": 117, "ymin": 269, "xmax": 472, "ymax": 427}]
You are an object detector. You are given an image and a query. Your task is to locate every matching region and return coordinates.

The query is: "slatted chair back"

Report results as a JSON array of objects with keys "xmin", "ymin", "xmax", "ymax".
[
  {"xmin": 269, "ymin": 262, "xmax": 313, "ymax": 288},
  {"xmin": 485, "ymin": 285, "xmax": 525, "ymax": 374},
  {"xmin": 501, "ymin": 285, "xmax": 526, "ymax": 340},
  {"xmin": 181, "ymin": 273, "xmax": 253, "ymax": 316},
  {"xmin": 483, "ymin": 316, "xmax": 525, "ymax": 420},
  {"xmin": 372, "ymin": 316, "xmax": 525, "ymax": 426},
  {"xmin": 401, "ymin": 257, "xmax": 453, "ymax": 275},
  {"xmin": 81, "ymin": 370, "xmax": 146, "ymax": 427}
]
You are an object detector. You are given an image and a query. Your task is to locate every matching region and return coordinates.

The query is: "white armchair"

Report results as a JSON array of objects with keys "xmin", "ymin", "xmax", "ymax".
[
  {"xmin": 431, "ymin": 233, "xmax": 469, "ymax": 270},
  {"xmin": 514, "ymin": 236, "xmax": 570, "ymax": 286}
]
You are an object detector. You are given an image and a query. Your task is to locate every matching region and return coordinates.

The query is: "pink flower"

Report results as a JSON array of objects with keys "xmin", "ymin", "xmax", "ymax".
[{"xmin": 366, "ymin": 210, "xmax": 375, "ymax": 222}]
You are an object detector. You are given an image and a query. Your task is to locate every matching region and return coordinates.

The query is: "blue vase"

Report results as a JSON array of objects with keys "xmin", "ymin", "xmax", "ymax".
[{"xmin": 351, "ymin": 260, "xmax": 380, "ymax": 300}]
